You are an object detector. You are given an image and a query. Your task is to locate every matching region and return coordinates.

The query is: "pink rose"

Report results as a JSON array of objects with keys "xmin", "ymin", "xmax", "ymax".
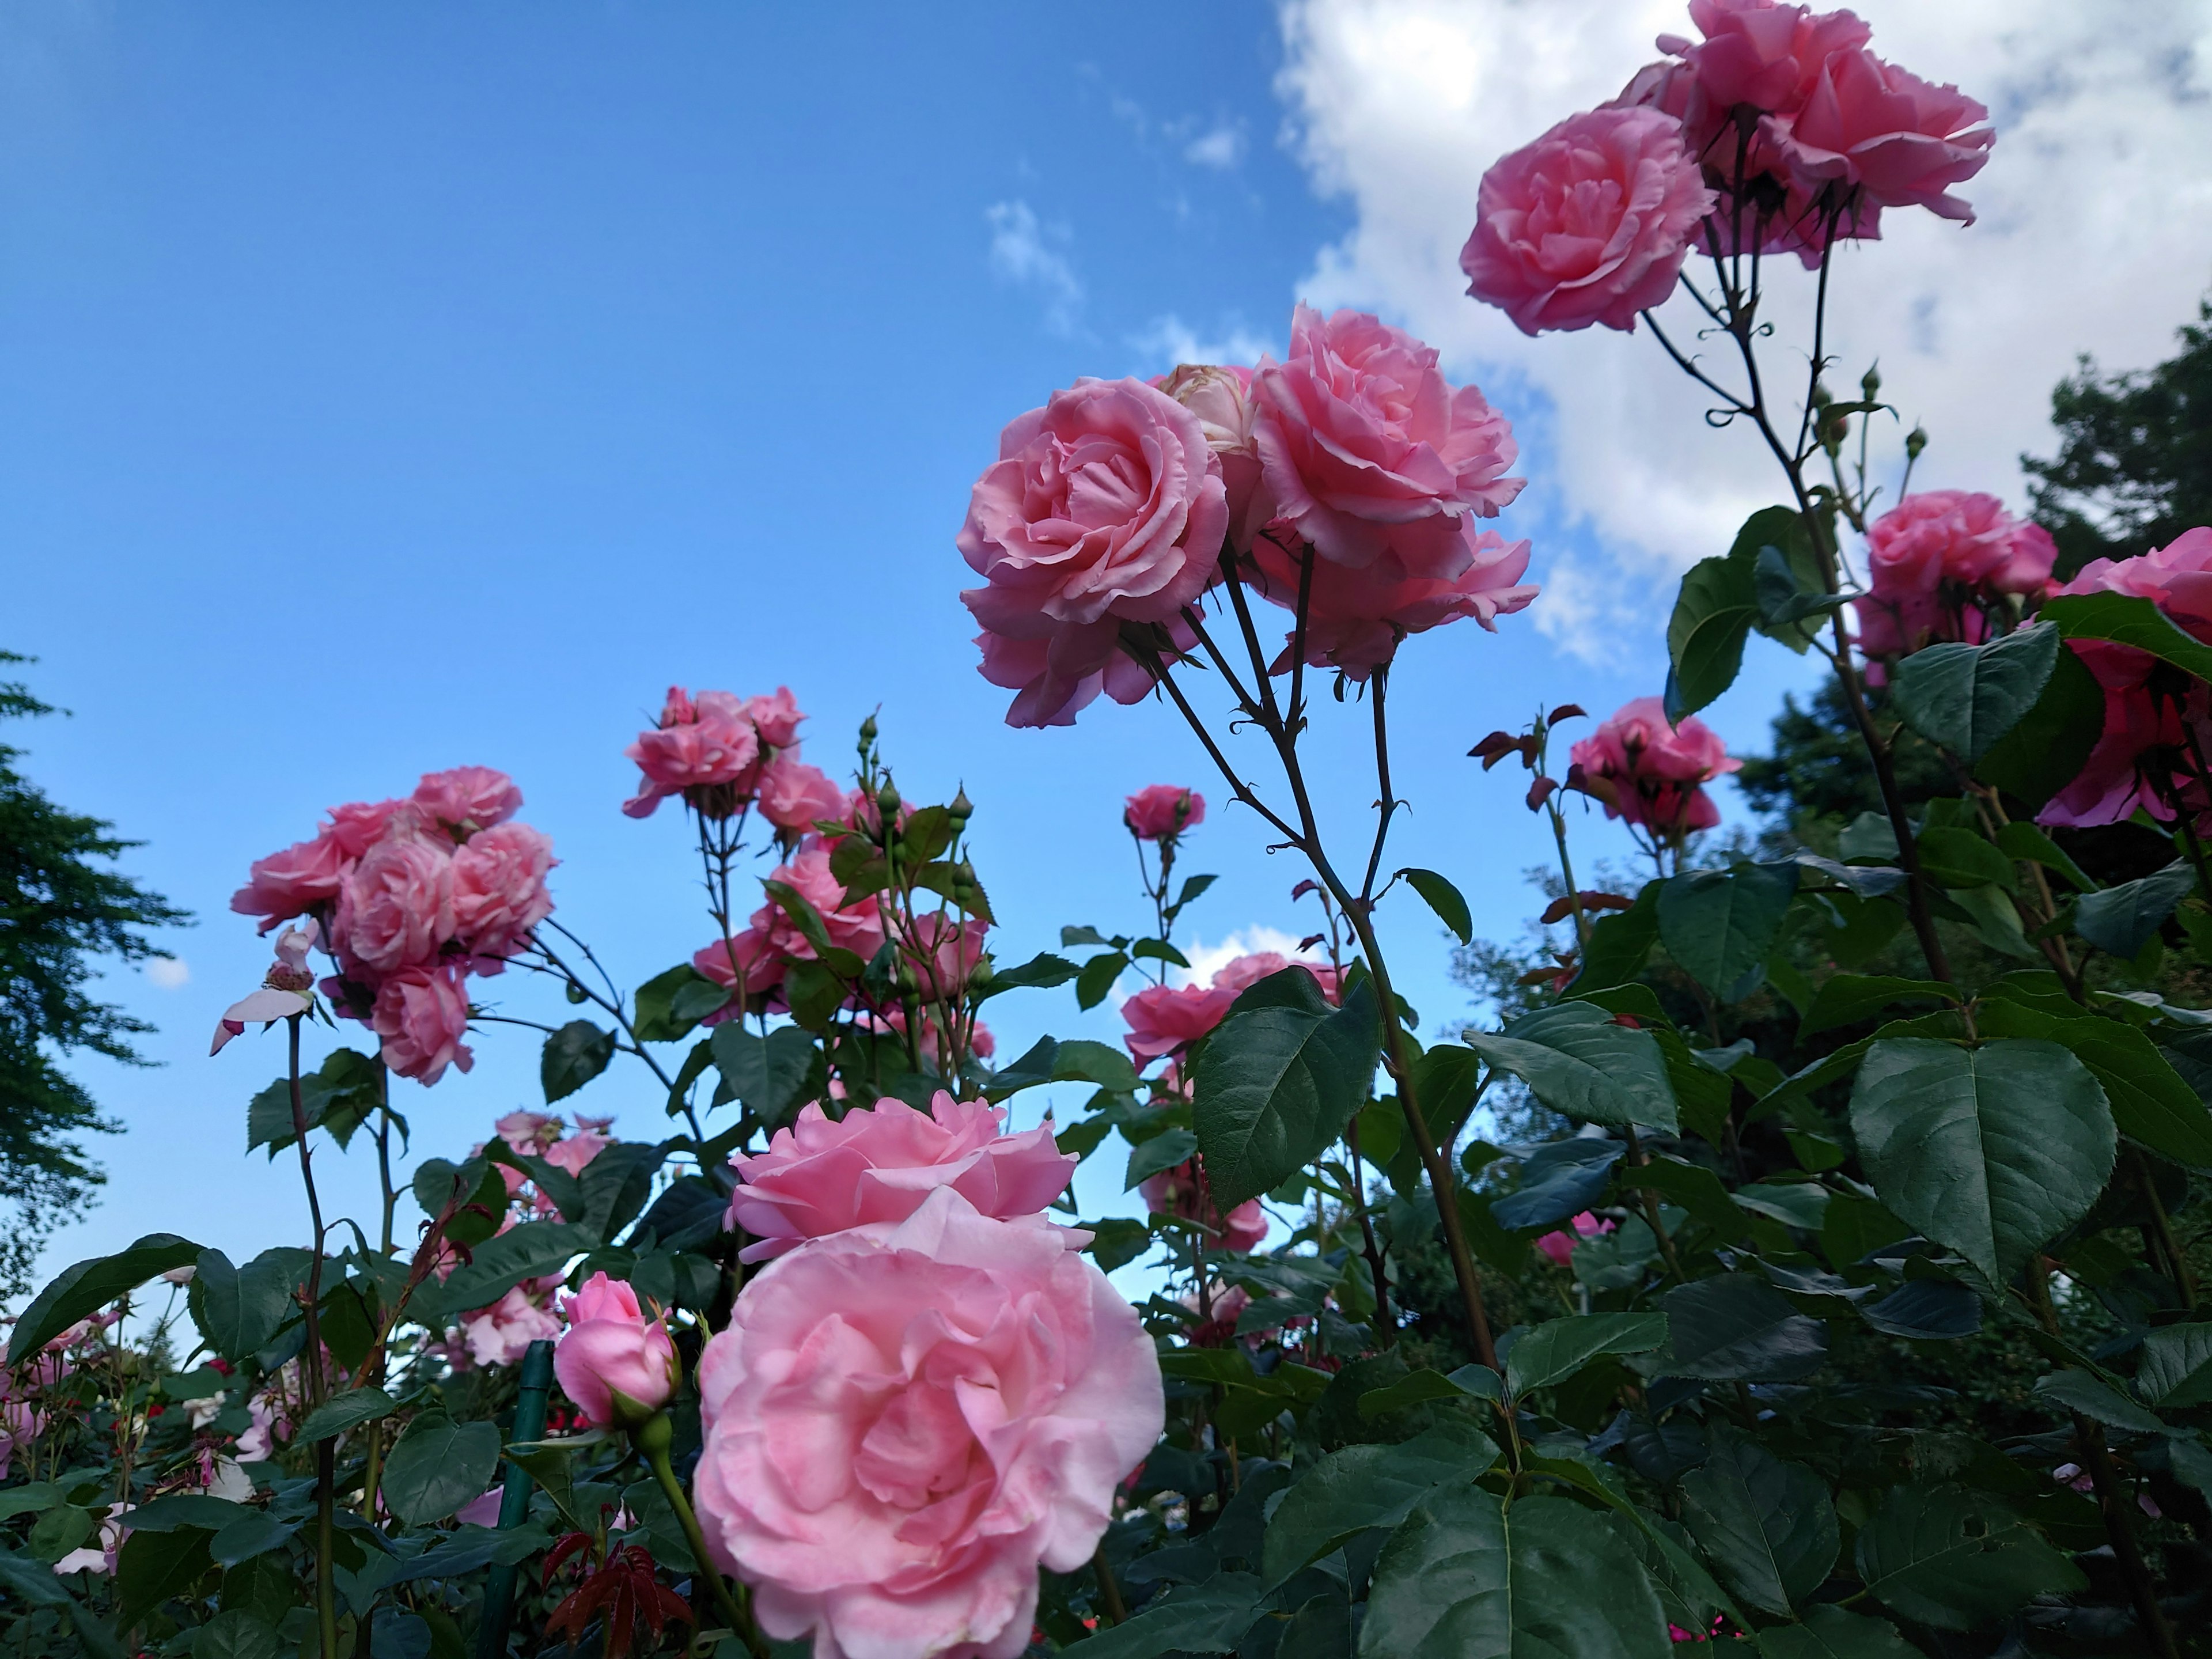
[
  {"xmin": 1211, "ymin": 952, "xmax": 1342, "ymax": 1005},
  {"xmin": 728, "ymin": 1091, "xmax": 1074, "ymax": 1262},
  {"xmin": 758, "ymin": 755, "xmax": 847, "ymax": 835},
  {"xmin": 1461, "ymin": 107, "xmax": 1717, "ymax": 336},
  {"xmin": 495, "ymin": 1109, "xmax": 563, "ymax": 1156},
  {"xmin": 744, "ymin": 687, "xmax": 806, "ymax": 749},
  {"xmin": 338, "ymin": 833, "xmax": 455, "ymax": 975},
  {"xmin": 961, "ymin": 377, "xmax": 1229, "ymax": 728},
  {"xmin": 1770, "ymin": 48, "xmax": 1992, "ymax": 223},
  {"xmin": 1853, "ymin": 491, "xmax": 2052, "ymax": 662},
  {"xmin": 461, "ymin": 1283, "xmax": 563, "ymax": 1368},
  {"xmin": 1250, "ymin": 306, "xmax": 1523, "ymax": 575},
  {"xmin": 1120, "ymin": 983, "xmax": 1238, "ymax": 1061},
  {"xmin": 230, "ymin": 828, "xmax": 351, "ymax": 931},
  {"xmin": 901, "ymin": 912, "xmax": 991, "ymax": 1002},
  {"xmin": 972, "ymin": 611, "xmax": 1188, "ymax": 730},
  {"xmin": 1569, "ymin": 697, "xmax": 1741, "ymax": 836},
  {"xmin": 1141, "ymin": 1158, "xmax": 1268, "ymax": 1253},
  {"xmin": 543, "ymin": 1128, "xmax": 610, "ymax": 1179},
  {"xmin": 411, "ymin": 766, "xmax": 523, "ymax": 836},
  {"xmin": 1251, "ymin": 522, "xmax": 1537, "ymax": 678},
  {"xmin": 450, "ymin": 822, "xmax": 556, "ymax": 963},
  {"xmin": 623, "ymin": 688, "xmax": 764, "ymax": 820},
  {"xmin": 554, "ymin": 1272, "xmax": 679, "ymax": 1428},
  {"xmin": 769, "ymin": 846, "xmax": 887, "ymax": 963},
  {"xmin": 694, "ymin": 926, "xmax": 789, "ymax": 1011},
  {"xmin": 1536, "ymin": 1210, "xmax": 1615, "ymax": 1268},
  {"xmin": 371, "ymin": 964, "xmax": 473, "ymax": 1084},
  {"xmin": 1123, "ymin": 785, "xmax": 1206, "ymax": 842},
  {"xmin": 1675, "ymin": 0, "xmax": 1872, "ymax": 120},
  {"xmin": 1156, "ymin": 363, "xmax": 1265, "ymax": 536},
  {"xmin": 325, "ymin": 800, "xmax": 405, "ymax": 861},
  {"xmin": 693, "ymin": 1188, "xmax": 1162, "ymax": 1659}
]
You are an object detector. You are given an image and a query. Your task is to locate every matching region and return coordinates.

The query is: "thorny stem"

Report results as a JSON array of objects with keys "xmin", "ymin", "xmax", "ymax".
[
  {"xmin": 286, "ymin": 1017, "xmax": 339, "ymax": 1659},
  {"xmin": 1624, "ymin": 1128, "xmax": 1687, "ymax": 1285}
]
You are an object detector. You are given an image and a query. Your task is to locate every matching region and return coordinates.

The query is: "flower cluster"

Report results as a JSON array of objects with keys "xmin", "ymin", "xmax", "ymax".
[
  {"xmin": 230, "ymin": 767, "xmax": 554, "ymax": 1083},
  {"xmin": 693, "ymin": 1097, "xmax": 1157, "ymax": 1659},
  {"xmin": 1851, "ymin": 490, "xmax": 2057, "ymax": 671},
  {"xmin": 1465, "ymin": 0, "xmax": 1994, "ymax": 332},
  {"xmin": 1569, "ymin": 697, "xmax": 1740, "ymax": 842},
  {"xmin": 623, "ymin": 684, "xmax": 844, "ymax": 833},
  {"xmin": 959, "ymin": 304, "xmax": 1535, "ymax": 725}
]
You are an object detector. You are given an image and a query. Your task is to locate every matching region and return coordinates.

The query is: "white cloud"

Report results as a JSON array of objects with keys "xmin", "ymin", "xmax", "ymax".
[
  {"xmin": 986, "ymin": 200, "xmax": 1084, "ymax": 334},
  {"xmin": 1172, "ymin": 924, "xmax": 1324, "ymax": 988},
  {"xmin": 145, "ymin": 956, "xmax": 189, "ymax": 990},
  {"xmin": 1275, "ymin": 0, "xmax": 2212, "ymax": 648},
  {"xmin": 1184, "ymin": 122, "xmax": 1249, "ymax": 169},
  {"xmin": 1126, "ymin": 313, "xmax": 1282, "ymax": 375}
]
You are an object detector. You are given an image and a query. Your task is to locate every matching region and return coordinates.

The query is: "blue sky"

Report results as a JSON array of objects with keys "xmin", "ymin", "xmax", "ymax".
[{"xmin": 3, "ymin": 1, "xmax": 1826, "ymax": 1292}]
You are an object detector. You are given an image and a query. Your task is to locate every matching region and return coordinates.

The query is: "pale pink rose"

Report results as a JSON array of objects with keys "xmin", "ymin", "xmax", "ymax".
[
  {"xmin": 693, "ymin": 1189, "xmax": 1162, "ymax": 1659},
  {"xmin": 411, "ymin": 766, "xmax": 524, "ymax": 836},
  {"xmin": 1156, "ymin": 363, "xmax": 1264, "ymax": 537},
  {"xmin": 1119, "ymin": 983, "xmax": 1238, "ymax": 1061},
  {"xmin": 744, "ymin": 688, "xmax": 806, "ymax": 749},
  {"xmin": 338, "ymin": 833, "xmax": 456, "ymax": 975},
  {"xmin": 236, "ymin": 1393, "xmax": 288, "ymax": 1461},
  {"xmin": 758, "ymin": 755, "xmax": 847, "ymax": 835},
  {"xmin": 495, "ymin": 1110, "xmax": 564, "ymax": 1156},
  {"xmin": 1853, "ymin": 491, "xmax": 2052, "ymax": 662},
  {"xmin": 542, "ymin": 1129, "xmax": 609, "ymax": 1179},
  {"xmin": 554, "ymin": 1272, "xmax": 678, "ymax": 1428},
  {"xmin": 971, "ymin": 608, "xmax": 1191, "ymax": 730},
  {"xmin": 450, "ymin": 822, "xmax": 556, "ymax": 962},
  {"xmin": 372, "ymin": 964, "xmax": 474, "ymax": 1084},
  {"xmin": 454, "ymin": 1488, "xmax": 506, "ymax": 1528},
  {"xmin": 1252, "ymin": 522, "xmax": 1537, "ymax": 678},
  {"xmin": 1461, "ymin": 107, "xmax": 1717, "ymax": 336},
  {"xmin": 728, "ymin": 1091, "xmax": 1074, "ymax": 1263},
  {"xmin": 461, "ymin": 1284, "xmax": 563, "ymax": 1368},
  {"xmin": 325, "ymin": 799, "xmax": 406, "ymax": 860},
  {"xmin": 1251, "ymin": 306, "xmax": 1523, "ymax": 576},
  {"xmin": 1536, "ymin": 1210, "xmax": 1615, "ymax": 1267},
  {"xmin": 1141, "ymin": 1159, "xmax": 1268, "ymax": 1253},
  {"xmin": 623, "ymin": 688, "xmax": 764, "ymax": 819},
  {"xmin": 1769, "ymin": 47, "xmax": 1992, "ymax": 223},
  {"xmin": 1211, "ymin": 952, "xmax": 1342, "ymax": 1006},
  {"xmin": 1123, "ymin": 785, "xmax": 1206, "ymax": 842},
  {"xmin": 211, "ymin": 921, "xmax": 321, "ymax": 1054},
  {"xmin": 229, "ymin": 829, "xmax": 351, "ymax": 931},
  {"xmin": 1570, "ymin": 697, "xmax": 1741, "ymax": 836}
]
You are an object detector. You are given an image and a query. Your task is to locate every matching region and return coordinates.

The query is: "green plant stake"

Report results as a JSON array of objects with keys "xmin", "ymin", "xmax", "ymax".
[{"xmin": 475, "ymin": 1339, "xmax": 554, "ymax": 1659}]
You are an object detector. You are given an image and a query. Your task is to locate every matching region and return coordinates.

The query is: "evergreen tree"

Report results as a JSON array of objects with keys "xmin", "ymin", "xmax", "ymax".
[{"xmin": 0, "ymin": 654, "xmax": 187, "ymax": 1298}]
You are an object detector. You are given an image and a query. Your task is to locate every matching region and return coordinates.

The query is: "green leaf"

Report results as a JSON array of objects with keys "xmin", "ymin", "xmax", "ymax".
[
  {"xmin": 1397, "ymin": 868, "xmax": 1472, "ymax": 945},
  {"xmin": 1753, "ymin": 543, "xmax": 1847, "ymax": 631},
  {"xmin": 977, "ymin": 952, "xmax": 1081, "ymax": 997},
  {"xmin": 1849, "ymin": 1037, "xmax": 2116, "ymax": 1282},
  {"xmin": 208, "ymin": 1512, "xmax": 295, "ymax": 1569},
  {"xmin": 115, "ymin": 1526, "xmax": 213, "ymax": 1630},
  {"xmin": 28, "ymin": 1505, "xmax": 92, "ymax": 1562},
  {"xmin": 2137, "ymin": 1322, "xmax": 2212, "ymax": 1408},
  {"xmin": 1192, "ymin": 975, "xmax": 1381, "ymax": 1211},
  {"xmin": 2035, "ymin": 1018, "xmax": 2212, "ymax": 1168},
  {"xmin": 1654, "ymin": 1032, "xmax": 1734, "ymax": 1146},
  {"xmin": 1661, "ymin": 1273, "xmax": 1828, "ymax": 1381},
  {"xmin": 425, "ymin": 1221, "xmax": 592, "ymax": 1320},
  {"xmin": 1358, "ymin": 1365, "xmax": 1500, "ymax": 1420},
  {"xmin": 194, "ymin": 1611, "xmax": 285, "ymax": 1659},
  {"xmin": 1677, "ymin": 1429, "xmax": 1836, "ymax": 1617},
  {"xmin": 540, "ymin": 1021, "xmax": 615, "ymax": 1104},
  {"xmin": 188, "ymin": 1247, "xmax": 299, "ymax": 1363},
  {"xmin": 1124, "ymin": 1128, "xmax": 1198, "ymax": 1191},
  {"xmin": 1506, "ymin": 1313, "xmax": 1669, "ymax": 1398},
  {"xmin": 1467, "ymin": 1003, "xmax": 1677, "ymax": 1132},
  {"xmin": 632, "ymin": 964, "xmax": 724, "ymax": 1043},
  {"xmin": 1994, "ymin": 821, "xmax": 2096, "ymax": 893},
  {"xmin": 1075, "ymin": 951, "xmax": 1130, "ymax": 1012},
  {"xmin": 7, "ymin": 1233, "xmax": 200, "ymax": 1363},
  {"xmin": 2036, "ymin": 1367, "xmax": 2166, "ymax": 1433},
  {"xmin": 1656, "ymin": 863, "xmax": 1798, "ymax": 999},
  {"xmin": 1914, "ymin": 827, "xmax": 2017, "ymax": 894},
  {"xmin": 121, "ymin": 1494, "xmax": 250, "ymax": 1533},
  {"xmin": 1666, "ymin": 515, "xmax": 1812, "ymax": 721},
  {"xmin": 1359, "ymin": 1487, "xmax": 1671, "ymax": 1658},
  {"xmin": 1491, "ymin": 1138, "xmax": 1624, "ymax": 1231},
  {"xmin": 1969, "ymin": 632, "xmax": 2103, "ymax": 811},
  {"xmin": 1260, "ymin": 1423, "xmax": 1498, "ymax": 1590},
  {"xmin": 1756, "ymin": 1605, "xmax": 1919, "ymax": 1659},
  {"xmin": 1567, "ymin": 882, "xmax": 1661, "ymax": 992},
  {"xmin": 1859, "ymin": 1278, "xmax": 1982, "ymax": 1340},
  {"xmin": 1069, "ymin": 1573, "xmax": 1261, "ymax": 1658},
  {"xmin": 294, "ymin": 1387, "xmax": 396, "ymax": 1445},
  {"xmin": 1855, "ymin": 1484, "xmax": 2086, "ymax": 1630},
  {"xmin": 245, "ymin": 1046, "xmax": 384, "ymax": 1157},
  {"xmin": 380, "ymin": 1415, "xmax": 502, "ymax": 1527},
  {"xmin": 2044, "ymin": 589, "xmax": 2212, "ymax": 679},
  {"xmin": 2075, "ymin": 860, "xmax": 2196, "ymax": 958},
  {"xmin": 710, "ymin": 1023, "xmax": 819, "ymax": 1130},
  {"xmin": 1798, "ymin": 975, "xmax": 1959, "ymax": 1040},
  {"xmin": 1730, "ymin": 1181, "xmax": 1830, "ymax": 1231},
  {"xmin": 1630, "ymin": 1157, "xmax": 1749, "ymax": 1242},
  {"xmin": 1891, "ymin": 624, "xmax": 2060, "ymax": 763}
]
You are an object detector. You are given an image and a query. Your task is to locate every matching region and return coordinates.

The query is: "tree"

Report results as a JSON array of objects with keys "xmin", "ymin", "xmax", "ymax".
[
  {"xmin": 0, "ymin": 655, "xmax": 187, "ymax": 1298},
  {"xmin": 2025, "ymin": 294, "xmax": 2212, "ymax": 578}
]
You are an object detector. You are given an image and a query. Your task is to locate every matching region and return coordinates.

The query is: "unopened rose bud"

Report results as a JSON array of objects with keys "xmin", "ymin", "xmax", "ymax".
[
  {"xmin": 970, "ymin": 959, "xmax": 994, "ymax": 988},
  {"xmin": 948, "ymin": 788, "xmax": 974, "ymax": 824},
  {"xmin": 1861, "ymin": 364, "xmax": 1881, "ymax": 400},
  {"xmin": 1906, "ymin": 426, "xmax": 1928, "ymax": 460},
  {"xmin": 876, "ymin": 782, "xmax": 901, "ymax": 819},
  {"xmin": 858, "ymin": 715, "xmax": 878, "ymax": 744},
  {"xmin": 552, "ymin": 1272, "xmax": 678, "ymax": 1430},
  {"xmin": 1812, "ymin": 381, "xmax": 1834, "ymax": 409}
]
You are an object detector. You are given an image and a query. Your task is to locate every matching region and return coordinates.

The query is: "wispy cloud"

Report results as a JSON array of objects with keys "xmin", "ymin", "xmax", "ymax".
[
  {"xmin": 986, "ymin": 200, "xmax": 1084, "ymax": 335},
  {"xmin": 145, "ymin": 956, "xmax": 190, "ymax": 989},
  {"xmin": 1127, "ymin": 313, "xmax": 1281, "ymax": 374},
  {"xmin": 1183, "ymin": 122, "xmax": 1249, "ymax": 169}
]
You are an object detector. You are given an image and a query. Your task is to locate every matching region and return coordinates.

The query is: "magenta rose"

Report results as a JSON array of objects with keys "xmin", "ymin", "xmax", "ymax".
[
  {"xmin": 371, "ymin": 963, "xmax": 473, "ymax": 1084},
  {"xmin": 450, "ymin": 822, "xmax": 556, "ymax": 963},
  {"xmin": 338, "ymin": 832, "xmax": 456, "ymax": 975},
  {"xmin": 1461, "ymin": 106, "xmax": 1717, "ymax": 336},
  {"xmin": 1123, "ymin": 784, "xmax": 1206, "ymax": 842},
  {"xmin": 726, "ymin": 1091, "xmax": 1074, "ymax": 1262},
  {"xmin": 1251, "ymin": 522, "xmax": 1537, "ymax": 678},
  {"xmin": 1141, "ymin": 1159, "xmax": 1268, "ymax": 1253},
  {"xmin": 554, "ymin": 1272, "xmax": 679, "ymax": 1429},
  {"xmin": 1536, "ymin": 1210, "xmax": 1615, "ymax": 1268},
  {"xmin": 1569, "ymin": 696, "xmax": 1741, "ymax": 836},
  {"xmin": 1120, "ymin": 982, "xmax": 1238, "ymax": 1061},
  {"xmin": 1251, "ymin": 305, "xmax": 1524, "ymax": 576},
  {"xmin": 230, "ymin": 828, "xmax": 351, "ymax": 931},
  {"xmin": 692, "ymin": 1189, "xmax": 1162, "ymax": 1659},
  {"xmin": 623, "ymin": 687, "xmax": 764, "ymax": 820},
  {"xmin": 757, "ymin": 754, "xmax": 846, "ymax": 835},
  {"xmin": 411, "ymin": 766, "xmax": 523, "ymax": 836}
]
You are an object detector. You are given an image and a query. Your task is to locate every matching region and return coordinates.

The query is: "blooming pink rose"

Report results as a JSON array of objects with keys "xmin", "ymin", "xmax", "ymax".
[
  {"xmin": 495, "ymin": 1109, "xmax": 564, "ymax": 1156},
  {"xmin": 1211, "ymin": 952, "xmax": 1342, "ymax": 1006},
  {"xmin": 1156, "ymin": 363, "xmax": 1265, "ymax": 537},
  {"xmin": 758, "ymin": 755, "xmax": 847, "ymax": 835},
  {"xmin": 1675, "ymin": 0, "xmax": 1872, "ymax": 120},
  {"xmin": 1123, "ymin": 785, "xmax": 1206, "ymax": 842},
  {"xmin": 230, "ymin": 828, "xmax": 351, "ymax": 931},
  {"xmin": 324, "ymin": 800, "xmax": 405, "ymax": 860},
  {"xmin": 1853, "ymin": 491, "xmax": 2053, "ymax": 662},
  {"xmin": 728, "ymin": 1092, "xmax": 1075, "ymax": 1263},
  {"xmin": 1536, "ymin": 1210, "xmax": 1615, "ymax": 1268},
  {"xmin": 744, "ymin": 687, "xmax": 806, "ymax": 749},
  {"xmin": 1251, "ymin": 522, "xmax": 1538, "ymax": 678},
  {"xmin": 1251, "ymin": 306, "xmax": 1523, "ymax": 575},
  {"xmin": 623, "ymin": 688, "xmax": 764, "ymax": 819},
  {"xmin": 1141, "ymin": 1158, "xmax": 1268, "ymax": 1253},
  {"xmin": 541, "ymin": 1128, "xmax": 609, "ymax": 1179},
  {"xmin": 554, "ymin": 1272, "xmax": 679, "ymax": 1428},
  {"xmin": 1461, "ymin": 107, "xmax": 1717, "ymax": 336},
  {"xmin": 338, "ymin": 832, "xmax": 455, "ymax": 975},
  {"xmin": 972, "ymin": 609, "xmax": 1190, "ymax": 729},
  {"xmin": 1770, "ymin": 47, "xmax": 1992, "ymax": 223},
  {"xmin": 371, "ymin": 964, "xmax": 473, "ymax": 1084},
  {"xmin": 694, "ymin": 926, "xmax": 789, "ymax": 1012},
  {"xmin": 693, "ymin": 1189, "xmax": 1162, "ymax": 1659},
  {"xmin": 1120, "ymin": 983, "xmax": 1238, "ymax": 1061},
  {"xmin": 411, "ymin": 766, "xmax": 524, "ymax": 836},
  {"xmin": 771, "ymin": 846, "xmax": 888, "ymax": 963},
  {"xmin": 1570, "ymin": 696, "xmax": 1741, "ymax": 836},
  {"xmin": 450, "ymin": 822, "xmax": 555, "ymax": 963},
  {"xmin": 461, "ymin": 1283, "xmax": 563, "ymax": 1368}
]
